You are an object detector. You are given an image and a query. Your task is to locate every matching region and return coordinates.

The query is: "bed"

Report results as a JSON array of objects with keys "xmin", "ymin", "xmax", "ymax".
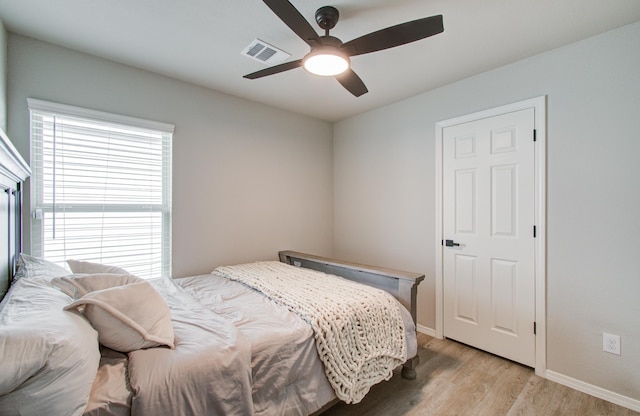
[{"xmin": 0, "ymin": 130, "xmax": 425, "ymax": 416}]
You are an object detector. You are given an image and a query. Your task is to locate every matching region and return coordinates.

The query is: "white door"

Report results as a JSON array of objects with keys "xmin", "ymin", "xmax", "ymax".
[{"xmin": 442, "ymin": 108, "xmax": 536, "ymax": 367}]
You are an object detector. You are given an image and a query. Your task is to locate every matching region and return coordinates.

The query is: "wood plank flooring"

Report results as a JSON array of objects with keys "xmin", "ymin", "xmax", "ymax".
[{"xmin": 322, "ymin": 333, "xmax": 639, "ymax": 416}]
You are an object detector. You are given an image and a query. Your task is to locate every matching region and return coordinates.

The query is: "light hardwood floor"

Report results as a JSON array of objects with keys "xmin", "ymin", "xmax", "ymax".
[{"xmin": 323, "ymin": 333, "xmax": 639, "ymax": 416}]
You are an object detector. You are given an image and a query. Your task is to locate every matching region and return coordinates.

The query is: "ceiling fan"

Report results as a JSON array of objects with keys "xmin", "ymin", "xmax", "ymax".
[{"xmin": 243, "ymin": 0, "xmax": 444, "ymax": 97}]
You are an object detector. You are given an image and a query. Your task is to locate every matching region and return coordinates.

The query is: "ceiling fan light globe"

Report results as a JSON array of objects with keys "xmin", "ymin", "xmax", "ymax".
[{"xmin": 303, "ymin": 53, "xmax": 349, "ymax": 76}]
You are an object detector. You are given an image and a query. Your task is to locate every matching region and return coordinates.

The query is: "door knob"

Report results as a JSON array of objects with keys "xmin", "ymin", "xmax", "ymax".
[{"xmin": 445, "ymin": 239, "xmax": 460, "ymax": 247}]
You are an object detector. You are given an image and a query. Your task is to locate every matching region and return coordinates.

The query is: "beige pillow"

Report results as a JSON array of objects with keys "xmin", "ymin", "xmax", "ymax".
[
  {"xmin": 52, "ymin": 273, "xmax": 143, "ymax": 299},
  {"xmin": 64, "ymin": 281, "xmax": 175, "ymax": 353},
  {"xmin": 67, "ymin": 259, "xmax": 129, "ymax": 275}
]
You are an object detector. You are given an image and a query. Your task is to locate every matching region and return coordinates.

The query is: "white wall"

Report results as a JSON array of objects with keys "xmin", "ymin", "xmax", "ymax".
[
  {"xmin": 7, "ymin": 34, "xmax": 334, "ymax": 278},
  {"xmin": 0, "ymin": 19, "xmax": 7, "ymax": 131},
  {"xmin": 334, "ymin": 22, "xmax": 640, "ymax": 402}
]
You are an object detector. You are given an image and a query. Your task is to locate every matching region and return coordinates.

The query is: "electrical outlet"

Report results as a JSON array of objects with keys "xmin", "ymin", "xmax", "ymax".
[{"xmin": 603, "ymin": 333, "xmax": 621, "ymax": 355}]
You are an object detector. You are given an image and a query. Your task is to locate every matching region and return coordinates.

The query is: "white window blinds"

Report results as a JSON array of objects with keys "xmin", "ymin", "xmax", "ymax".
[{"xmin": 28, "ymin": 99, "xmax": 173, "ymax": 279}]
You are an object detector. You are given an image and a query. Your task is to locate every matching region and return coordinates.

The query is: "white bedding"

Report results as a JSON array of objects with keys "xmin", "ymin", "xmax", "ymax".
[
  {"xmin": 1, "ymin": 260, "xmax": 418, "ymax": 416},
  {"xmin": 176, "ymin": 273, "xmax": 337, "ymax": 415},
  {"xmin": 175, "ymin": 266, "xmax": 417, "ymax": 414},
  {"xmin": 82, "ymin": 274, "xmax": 335, "ymax": 416},
  {"xmin": 212, "ymin": 261, "xmax": 408, "ymax": 404},
  {"xmin": 126, "ymin": 278, "xmax": 254, "ymax": 416}
]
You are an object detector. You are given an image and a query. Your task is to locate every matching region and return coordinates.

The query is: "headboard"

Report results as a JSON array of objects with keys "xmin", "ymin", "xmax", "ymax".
[{"xmin": 0, "ymin": 129, "xmax": 31, "ymax": 299}]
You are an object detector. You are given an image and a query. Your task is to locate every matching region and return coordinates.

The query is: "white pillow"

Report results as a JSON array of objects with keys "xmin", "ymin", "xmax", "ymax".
[
  {"xmin": 64, "ymin": 281, "xmax": 175, "ymax": 353},
  {"xmin": 67, "ymin": 259, "xmax": 130, "ymax": 275},
  {"xmin": 14, "ymin": 253, "xmax": 69, "ymax": 281},
  {"xmin": 0, "ymin": 280, "xmax": 100, "ymax": 416},
  {"xmin": 52, "ymin": 273, "xmax": 143, "ymax": 299}
]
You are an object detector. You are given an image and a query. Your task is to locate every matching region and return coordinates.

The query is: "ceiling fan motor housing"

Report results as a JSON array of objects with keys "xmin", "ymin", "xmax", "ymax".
[{"xmin": 315, "ymin": 6, "xmax": 339, "ymax": 31}]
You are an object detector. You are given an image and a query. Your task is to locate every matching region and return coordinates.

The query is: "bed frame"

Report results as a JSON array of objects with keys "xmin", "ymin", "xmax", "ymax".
[
  {"xmin": 0, "ymin": 129, "xmax": 30, "ymax": 300},
  {"xmin": 279, "ymin": 250, "xmax": 425, "ymax": 380}
]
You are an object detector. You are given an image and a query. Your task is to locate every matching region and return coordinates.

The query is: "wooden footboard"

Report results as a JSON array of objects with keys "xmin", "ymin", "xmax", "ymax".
[{"xmin": 278, "ymin": 250, "xmax": 425, "ymax": 380}]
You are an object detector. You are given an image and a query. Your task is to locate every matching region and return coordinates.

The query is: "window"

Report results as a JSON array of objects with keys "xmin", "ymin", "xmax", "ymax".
[{"xmin": 29, "ymin": 99, "xmax": 173, "ymax": 279}]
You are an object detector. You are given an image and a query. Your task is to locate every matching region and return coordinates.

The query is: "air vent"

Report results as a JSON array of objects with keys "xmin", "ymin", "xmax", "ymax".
[{"xmin": 241, "ymin": 39, "xmax": 290, "ymax": 65}]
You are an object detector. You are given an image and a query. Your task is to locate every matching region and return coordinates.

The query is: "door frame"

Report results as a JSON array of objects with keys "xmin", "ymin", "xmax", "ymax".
[{"xmin": 434, "ymin": 96, "xmax": 547, "ymax": 375}]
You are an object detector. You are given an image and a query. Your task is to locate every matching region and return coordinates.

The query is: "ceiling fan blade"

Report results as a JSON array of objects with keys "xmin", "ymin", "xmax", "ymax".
[
  {"xmin": 243, "ymin": 59, "xmax": 303, "ymax": 79},
  {"xmin": 262, "ymin": 0, "xmax": 320, "ymax": 47},
  {"xmin": 342, "ymin": 14, "xmax": 444, "ymax": 57},
  {"xmin": 336, "ymin": 69, "xmax": 368, "ymax": 97}
]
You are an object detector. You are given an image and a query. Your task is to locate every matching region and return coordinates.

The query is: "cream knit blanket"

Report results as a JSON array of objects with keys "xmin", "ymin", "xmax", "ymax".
[{"xmin": 212, "ymin": 261, "xmax": 406, "ymax": 404}]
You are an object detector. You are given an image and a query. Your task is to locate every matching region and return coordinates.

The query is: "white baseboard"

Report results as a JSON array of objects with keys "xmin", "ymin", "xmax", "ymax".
[
  {"xmin": 545, "ymin": 370, "xmax": 640, "ymax": 412},
  {"xmin": 416, "ymin": 324, "xmax": 436, "ymax": 338}
]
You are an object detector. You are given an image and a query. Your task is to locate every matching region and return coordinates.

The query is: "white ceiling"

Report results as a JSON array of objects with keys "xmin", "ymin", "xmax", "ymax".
[{"xmin": 1, "ymin": 0, "xmax": 639, "ymax": 122}]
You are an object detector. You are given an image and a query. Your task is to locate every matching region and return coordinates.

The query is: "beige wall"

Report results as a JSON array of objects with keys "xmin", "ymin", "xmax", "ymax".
[
  {"xmin": 7, "ymin": 34, "xmax": 334, "ymax": 278},
  {"xmin": 333, "ymin": 21, "xmax": 640, "ymax": 401}
]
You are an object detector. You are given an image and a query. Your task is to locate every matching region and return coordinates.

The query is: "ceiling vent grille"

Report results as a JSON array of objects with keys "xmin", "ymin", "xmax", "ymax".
[{"xmin": 241, "ymin": 39, "xmax": 290, "ymax": 65}]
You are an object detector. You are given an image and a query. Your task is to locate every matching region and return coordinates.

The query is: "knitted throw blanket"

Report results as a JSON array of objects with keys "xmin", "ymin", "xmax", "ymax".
[{"xmin": 212, "ymin": 261, "xmax": 406, "ymax": 404}]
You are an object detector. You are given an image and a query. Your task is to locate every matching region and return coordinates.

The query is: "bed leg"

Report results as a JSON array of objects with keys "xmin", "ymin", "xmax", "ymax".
[{"xmin": 401, "ymin": 355, "xmax": 419, "ymax": 380}]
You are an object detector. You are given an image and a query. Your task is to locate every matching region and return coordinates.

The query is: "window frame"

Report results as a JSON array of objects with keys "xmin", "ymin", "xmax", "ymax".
[{"xmin": 27, "ymin": 98, "xmax": 173, "ymax": 278}]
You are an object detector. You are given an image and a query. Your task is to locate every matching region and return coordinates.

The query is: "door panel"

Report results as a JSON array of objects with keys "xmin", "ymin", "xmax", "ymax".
[
  {"xmin": 454, "ymin": 254, "xmax": 477, "ymax": 324},
  {"xmin": 455, "ymin": 169, "xmax": 476, "ymax": 234},
  {"xmin": 491, "ymin": 258, "xmax": 518, "ymax": 334},
  {"xmin": 491, "ymin": 164, "xmax": 517, "ymax": 236},
  {"xmin": 443, "ymin": 108, "xmax": 535, "ymax": 367}
]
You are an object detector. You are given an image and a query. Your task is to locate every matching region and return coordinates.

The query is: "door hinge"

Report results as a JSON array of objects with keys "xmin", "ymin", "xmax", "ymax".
[
  {"xmin": 534, "ymin": 321, "xmax": 537, "ymax": 335},
  {"xmin": 533, "ymin": 129, "xmax": 537, "ymax": 142},
  {"xmin": 533, "ymin": 225, "xmax": 537, "ymax": 238}
]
